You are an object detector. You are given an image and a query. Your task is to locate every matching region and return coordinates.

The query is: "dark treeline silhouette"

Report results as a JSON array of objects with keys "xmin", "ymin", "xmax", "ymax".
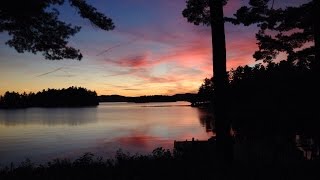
[
  {"xmin": 99, "ymin": 93, "xmax": 197, "ymax": 103},
  {"xmin": 229, "ymin": 61, "xmax": 320, "ymax": 161},
  {"xmin": 192, "ymin": 77, "xmax": 214, "ymax": 107},
  {"xmin": 193, "ymin": 60, "xmax": 320, "ymax": 161},
  {"xmin": 0, "ymin": 87, "xmax": 99, "ymax": 108}
]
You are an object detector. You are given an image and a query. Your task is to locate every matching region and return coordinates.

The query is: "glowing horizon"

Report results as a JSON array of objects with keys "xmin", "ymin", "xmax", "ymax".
[{"xmin": 0, "ymin": 0, "xmax": 307, "ymax": 96}]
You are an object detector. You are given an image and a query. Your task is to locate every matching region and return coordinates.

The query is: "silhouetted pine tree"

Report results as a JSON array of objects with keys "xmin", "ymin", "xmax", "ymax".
[{"xmin": 0, "ymin": 0, "xmax": 114, "ymax": 60}]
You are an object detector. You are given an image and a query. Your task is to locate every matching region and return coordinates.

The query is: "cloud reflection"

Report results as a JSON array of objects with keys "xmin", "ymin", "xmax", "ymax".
[{"xmin": 0, "ymin": 107, "xmax": 97, "ymax": 126}]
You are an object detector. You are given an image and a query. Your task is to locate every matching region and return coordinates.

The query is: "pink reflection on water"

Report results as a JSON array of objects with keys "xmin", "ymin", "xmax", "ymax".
[
  {"xmin": 116, "ymin": 135, "xmax": 173, "ymax": 151},
  {"xmin": 0, "ymin": 102, "xmax": 215, "ymax": 164}
]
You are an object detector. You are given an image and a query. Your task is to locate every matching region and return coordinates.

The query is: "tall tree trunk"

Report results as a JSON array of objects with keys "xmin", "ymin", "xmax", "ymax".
[
  {"xmin": 314, "ymin": 0, "xmax": 320, "ymax": 68},
  {"xmin": 209, "ymin": 0, "xmax": 233, "ymax": 171},
  {"xmin": 313, "ymin": 0, "xmax": 320, "ymax": 157}
]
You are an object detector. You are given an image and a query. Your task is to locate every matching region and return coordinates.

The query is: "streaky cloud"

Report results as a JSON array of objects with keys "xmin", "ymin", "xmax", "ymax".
[
  {"xmin": 35, "ymin": 67, "xmax": 64, "ymax": 77},
  {"xmin": 96, "ymin": 38, "xmax": 139, "ymax": 56}
]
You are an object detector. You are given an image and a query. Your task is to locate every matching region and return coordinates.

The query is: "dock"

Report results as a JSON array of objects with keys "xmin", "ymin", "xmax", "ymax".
[{"xmin": 174, "ymin": 136, "xmax": 216, "ymax": 154}]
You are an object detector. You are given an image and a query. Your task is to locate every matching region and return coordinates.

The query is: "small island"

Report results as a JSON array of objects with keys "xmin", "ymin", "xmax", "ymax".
[{"xmin": 0, "ymin": 87, "xmax": 99, "ymax": 108}]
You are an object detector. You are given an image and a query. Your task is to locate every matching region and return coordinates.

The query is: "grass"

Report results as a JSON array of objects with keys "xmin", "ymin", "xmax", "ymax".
[{"xmin": 1, "ymin": 146, "xmax": 319, "ymax": 180}]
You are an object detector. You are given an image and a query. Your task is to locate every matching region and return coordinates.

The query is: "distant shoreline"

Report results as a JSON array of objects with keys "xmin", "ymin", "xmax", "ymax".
[
  {"xmin": 98, "ymin": 93, "xmax": 197, "ymax": 103},
  {"xmin": 0, "ymin": 89, "xmax": 197, "ymax": 109}
]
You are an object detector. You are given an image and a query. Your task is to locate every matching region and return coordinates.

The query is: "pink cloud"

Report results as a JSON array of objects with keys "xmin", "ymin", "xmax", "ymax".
[
  {"xmin": 94, "ymin": 1, "xmax": 260, "ymax": 96},
  {"xmin": 103, "ymin": 30, "xmax": 258, "ymax": 86},
  {"xmin": 107, "ymin": 34, "xmax": 210, "ymax": 66},
  {"xmin": 226, "ymin": 35, "xmax": 258, "ymax": 69},
  {"xmin": 110, "ymin": 26, "xmax": 257, "ymax": 70},
  {"xmin": 115, "ymin": 53, "xmax": 150, "ymax": 68}
]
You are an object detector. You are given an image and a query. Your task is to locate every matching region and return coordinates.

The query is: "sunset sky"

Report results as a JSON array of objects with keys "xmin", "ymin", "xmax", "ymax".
[{"xmin": 0, "ymin": 0, "xmax": 307, "ymax": 96}]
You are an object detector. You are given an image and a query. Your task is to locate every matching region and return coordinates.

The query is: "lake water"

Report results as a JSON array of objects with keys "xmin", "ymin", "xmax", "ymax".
[{"xmin": 0, "ymin": 102, "xmax": 214, "ymax": 165}]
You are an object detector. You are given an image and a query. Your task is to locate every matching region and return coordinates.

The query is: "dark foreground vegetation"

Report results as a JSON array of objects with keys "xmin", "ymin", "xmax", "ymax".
[
  {"xmin": 0, "ymin": 87, "xmax": 99, "ymax": 108},
  {"xmin": 0, "ymin": 147, "xmax": 319, "ymax": 180}
]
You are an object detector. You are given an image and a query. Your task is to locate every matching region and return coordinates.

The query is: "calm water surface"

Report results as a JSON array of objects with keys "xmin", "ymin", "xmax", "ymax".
[{"xmin": 0, "ymin": 102, "xmax": 214, "ymax": 165}]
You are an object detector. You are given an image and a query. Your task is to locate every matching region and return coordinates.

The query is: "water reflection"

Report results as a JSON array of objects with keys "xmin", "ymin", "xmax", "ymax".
[
  {"xmin": 0, "ymin": 102, "xmax": 213, "ymax": 165},
  {"xmin": 0, "ymin": 107, "xmax": 97, "ymax": 126},
  {"xmin": 197, "ymin": 108, "xmax": 215, "ymax": 133},
  {"xmin": 115, "ymin": 135, "xmax": 172, "ymax": 152}
]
